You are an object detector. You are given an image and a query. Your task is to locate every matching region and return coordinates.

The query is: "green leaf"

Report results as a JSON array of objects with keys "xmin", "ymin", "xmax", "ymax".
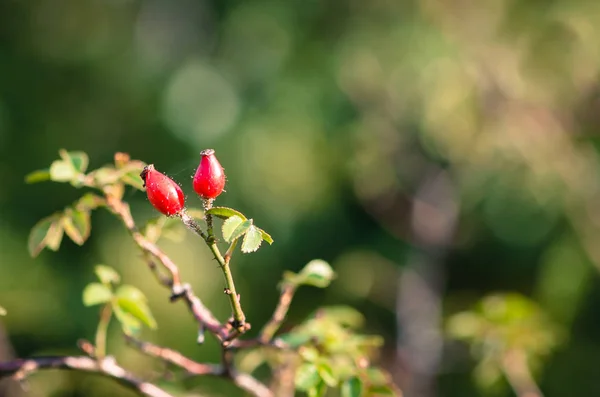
[
  {"xmin": 342, "ymin": 377, "xmax": 363, "ymax": 397},
  {"xmin": 113, "ymin": 303, "xmax": 142, "ymax": 336},
  {"xmin": 308, "ymin": 381, "xmax": 328, "ymax": 397},
  {"xmin": 49, "ymin": 160, "xmax": 76, "ymax": 182},
  {"xmin": 275, "ymin": 332, "xmax": 312, "ymax": 348},
  {"xmin": 299, "ymin": 346, "xmax": 320, "ymax": 362},
  {"xmin": 222, "ymin": 216, "xmax": 245, "ymax": 242},
  {"xmin": 95, "ymin": 265, "xmax": 121, "ymax": 285},
  {"xmin": 59, "ymin": 149, "xmax": 89, "ymax": 173},
  {"xmin": 62, "ymin": 208, "xmax": 91, "ymax": 245},
  {"xmin": 364, "ymin": 368, "xmax": 389, "ymax": 386},
  {"xmin": 120, "ymin": 170, "xmax": 145, "ymax": 190},
  {"xmin": 295, "ymin": 363, "xmax": 321, "ymax": 391},
  {"xmin": 28, "ymin": 216, "xmax": 55, "ymax": 257},
  {"xmin": 367, "ymin": 385, "xmax": 398, "ymax": 396},
  {"xmin": 92, "ymin": 167, "xmax": 121, "ymax": 186},
  {"xmin": 44, "ymin": 218, "xmax": 65, "ymax": 251},
  {"xmin": 318, "ymin": 362, "xmax": 338, "ymax": 387},
  {"xmin": 143, "ymin": 216, "xmax": 165, "ymax": 244},
  {"xmin": 317, "ymin": 306, "xmax": 365, "ymax": 329},
  {"xmin": 0, "ymin": 306, "xmax": 6, "ymax": 316},
  {"xmin": 28, "ymin": 214, "xmax": 64, "ymax": 257},
  {"xmin": 82, "ymin": 283, "xmax": 113, "ymax": 306},
  {"xmin": 76, "ymin": 193, "xmax": 105, "ymax": 212},
  {"xmin": 115, "ymin": 285, "xmax": 157, "ymax": 329},
  {"xmin": 289, "ymin": 259, "xmax": 336, "ymax": 288},
  {"xmin": 241, "ymin": 225, "xmax": 263, "ymax": 253},
  {"xmin": 257, "ymin": 227, "xmax": 274, "ymax": 244},
  {"xmin": 206, "ymin": 207, "xmax": 247, "ymax": 221},
  {"xmin": 25, "ymin": 169, "xmax": 51, "ymax": 184},
  {"xmin": 161, "ymin": 217, "xmax": 186, "ymax": 242},
  {"xmin": 446, "ymin": 311, "xmax": 482, "ymax": 340},
  {"xmin": 143, "ymin": 216, "xmax": 185, "ymax": 243}
]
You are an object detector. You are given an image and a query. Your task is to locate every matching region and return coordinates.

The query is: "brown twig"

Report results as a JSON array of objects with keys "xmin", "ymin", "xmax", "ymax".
[
  {"xmin": 104, "ymin": 192, "xmax": 227, "ymax": 340},
  {"xmin": 0, "ymin": 356, "xmax": 173, "ymax": 397},
  {"xmin": 501, "ymin": 349, "xmax": 544, "ymax": 397},
  {"xmin": 259, "ymin": 283, "xmax": 297, "ymax": 343},
  {"xmin": 126, "ymin": 337, "xmax": 274, "ymax": 397}
]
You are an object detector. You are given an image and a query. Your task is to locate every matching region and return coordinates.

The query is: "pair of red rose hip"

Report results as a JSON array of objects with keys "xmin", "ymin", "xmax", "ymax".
[{"xmin": 140, "ymin": 149, "xmax": 225, "ymax": 216}]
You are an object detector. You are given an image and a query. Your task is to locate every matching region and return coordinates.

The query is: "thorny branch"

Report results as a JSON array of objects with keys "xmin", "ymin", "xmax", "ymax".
[
  {"xmin": 0, "ymin": 355, "xmax": 173, "ymax": 397},
  {"xmin": 104, "ymin": 191, "xmax": 228, "ymax": 340},
  {"xmin": 180, "ymin": 210, "xmax": 247, "ymax": 332},
  {"xmin": 126, "ymin": 337, "xmax": 274, "ymax": 397},
  {"xmin": 2, "ymin": 176, "xmax": 301, "ymax": 397},
  {"xmin": 259, "ymin": 283, "xmax": 297, "ymax": 343}
]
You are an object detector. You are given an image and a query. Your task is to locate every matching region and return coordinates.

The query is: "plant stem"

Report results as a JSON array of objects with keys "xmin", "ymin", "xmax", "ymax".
[
  {"xmin": 502, "ymin": 349, "xmax": 544, "ymax": 397},
  {"xmin": 95, "ymin": 303, "xmax": 112, "ymax": 359},
  {"xmin": 179, "ymin": 210, "xmax": 247, "ymax": 331},
  {"xmin": 204, "ymin": 199, "xmax": 215, "ymax": 242},
  {"xmin": 224, "ymin": 239, "xmax": 238, "ymax": 265},
  {"xmin": 208, "ymin": 241, "xmax": 246, "ymax": 328},
  {"xmin": 260, "ymin": 283, "xmax": 297, "ymax": 342}
]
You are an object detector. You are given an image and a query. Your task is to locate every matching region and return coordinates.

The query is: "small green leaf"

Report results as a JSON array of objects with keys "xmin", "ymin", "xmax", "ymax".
[
  {"xmin": 367, "ymin": 385, "xmax": 398, "ymax": 396},
  {"xmin": 222, "ymin": 216, "xmax": 245, "ymax": 242},
  {"xmin": 299, "ymin": 346, "xmax": 320, "ymax": 362},
  {"xmin": 143, "ymin": 216, "xmax": 165, "ymax": 244},
  {"xmin": 60, "ymin": 150, "xmax": 89, "ymax": 173},
  {"xmin": 44, "ymin": 218, "xmax": 65, "ymax": 251},
  {"xmin": 276, "ymin": 332, "xmax": 312, "ymax": 348},
  {"xmin": 113, "ymin": 303, "xmax": 142, "ymax": 335},
  {"xmin": 28, "ymin": 215, "xmax": 60, "ymax": 257},
  {"xmin": 62, "ymin": 208, "xmax": 91, "ymax": 245},
  {"xmin": 318, "ymin": 362, "xmax": 338, "ymax": 387},
  {"xmin": 295, "ymin": 363, "xmax": 321, "ymax": 391},
  {"xmin": 342, "ymin": 377, "xmax": 363, "ymax": 397},
  {"xmin": 120, "ymin": 170, "xmax": 145, "ymax": 190},
  {"xmin": 115, "ymin": 285, "xmax": 157, "ymax": 329},
  {"xmin": 49, "ymin": 160, "xmax": 76, "ymax": 182},
  {"xmin": 76, "ymin": 193, "xmax": 105, "ymax": 212},
  {"xmin": 144, "ymin": 216, "xmax": 186, "ymax": 244},
  {"xmin": 206, "ymin": 207, "xmax": 247, "ymax": 221},
  {"xmin": 364, "ymin": 368, "xmax": 389, "ymax": 386},
  {"xmin": 95, "ymin": 265, "xmax": 121, "ymax": 285},
  {"xmin": 161, "ymin": 217, "xmax": 186, "ymax": 242},
  {"xmin": 0, "ymin": 306, "xmax": 6, "ymax": 316},
  {"xmin": 83, "ymin": 283, "xmax": 113, "ymax": 306},
  {"xmin": 308, "ymin": 381, "xmax": 328, "ymax": 397},
  {"xmin": 241, "ymin": 225, "xmax": 263, "ymax": 253},
  {"xmin": 257, "ymin": 227, "xmax": 274, "ymax": 244},
  {"xmin": 291, "ymin": 259, "xmax": 336, "ymax": 288},
  {"xmin": 25, "ymin": 169, "xmax": 51, "ymax": 184},
  {"xmin": 317, "ymin": 306, "xmax": 365, "ymax": 329},
  {"xmin": 92, "ymin": 167, "xmax": 121, "ymax": 186}
]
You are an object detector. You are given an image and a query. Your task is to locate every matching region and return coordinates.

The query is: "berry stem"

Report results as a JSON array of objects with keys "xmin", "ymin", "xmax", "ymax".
[
  {"xmin": 203, "ymin": 198, "xmax": 215, "ymax": 242},
  {"xmin": 180, "ymin": 210, "xmax": 247, "ymax": 331}
]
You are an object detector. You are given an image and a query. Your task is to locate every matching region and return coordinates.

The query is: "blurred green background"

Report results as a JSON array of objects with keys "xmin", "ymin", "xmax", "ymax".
[{"xmin": 2, "ymin": 0, "xmax": 600, "ymax": 396}]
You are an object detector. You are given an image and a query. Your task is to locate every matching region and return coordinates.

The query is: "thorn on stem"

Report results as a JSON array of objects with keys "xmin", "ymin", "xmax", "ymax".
[{"xmin": 224, "ymin": 288, "xmax": 232, "ymax": 295}]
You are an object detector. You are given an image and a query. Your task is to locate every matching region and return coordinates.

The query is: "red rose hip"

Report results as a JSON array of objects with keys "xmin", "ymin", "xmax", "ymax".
[
  {"xmin": 140, "ymin": 164, "xmax": 185, "ymax": 216},
  {"xmin": 193, "ymin": 149, "xmax": 226, "ymax": 200}
]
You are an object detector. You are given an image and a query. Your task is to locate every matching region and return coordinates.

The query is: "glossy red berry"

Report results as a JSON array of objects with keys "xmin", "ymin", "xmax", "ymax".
[
  {"xmin": 140, "ymin": 164, "xmax": 185, "ymax": 216},
  {"xmin": 193, "ymin": 149, "xmax": 226, "ymax": 200}
]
